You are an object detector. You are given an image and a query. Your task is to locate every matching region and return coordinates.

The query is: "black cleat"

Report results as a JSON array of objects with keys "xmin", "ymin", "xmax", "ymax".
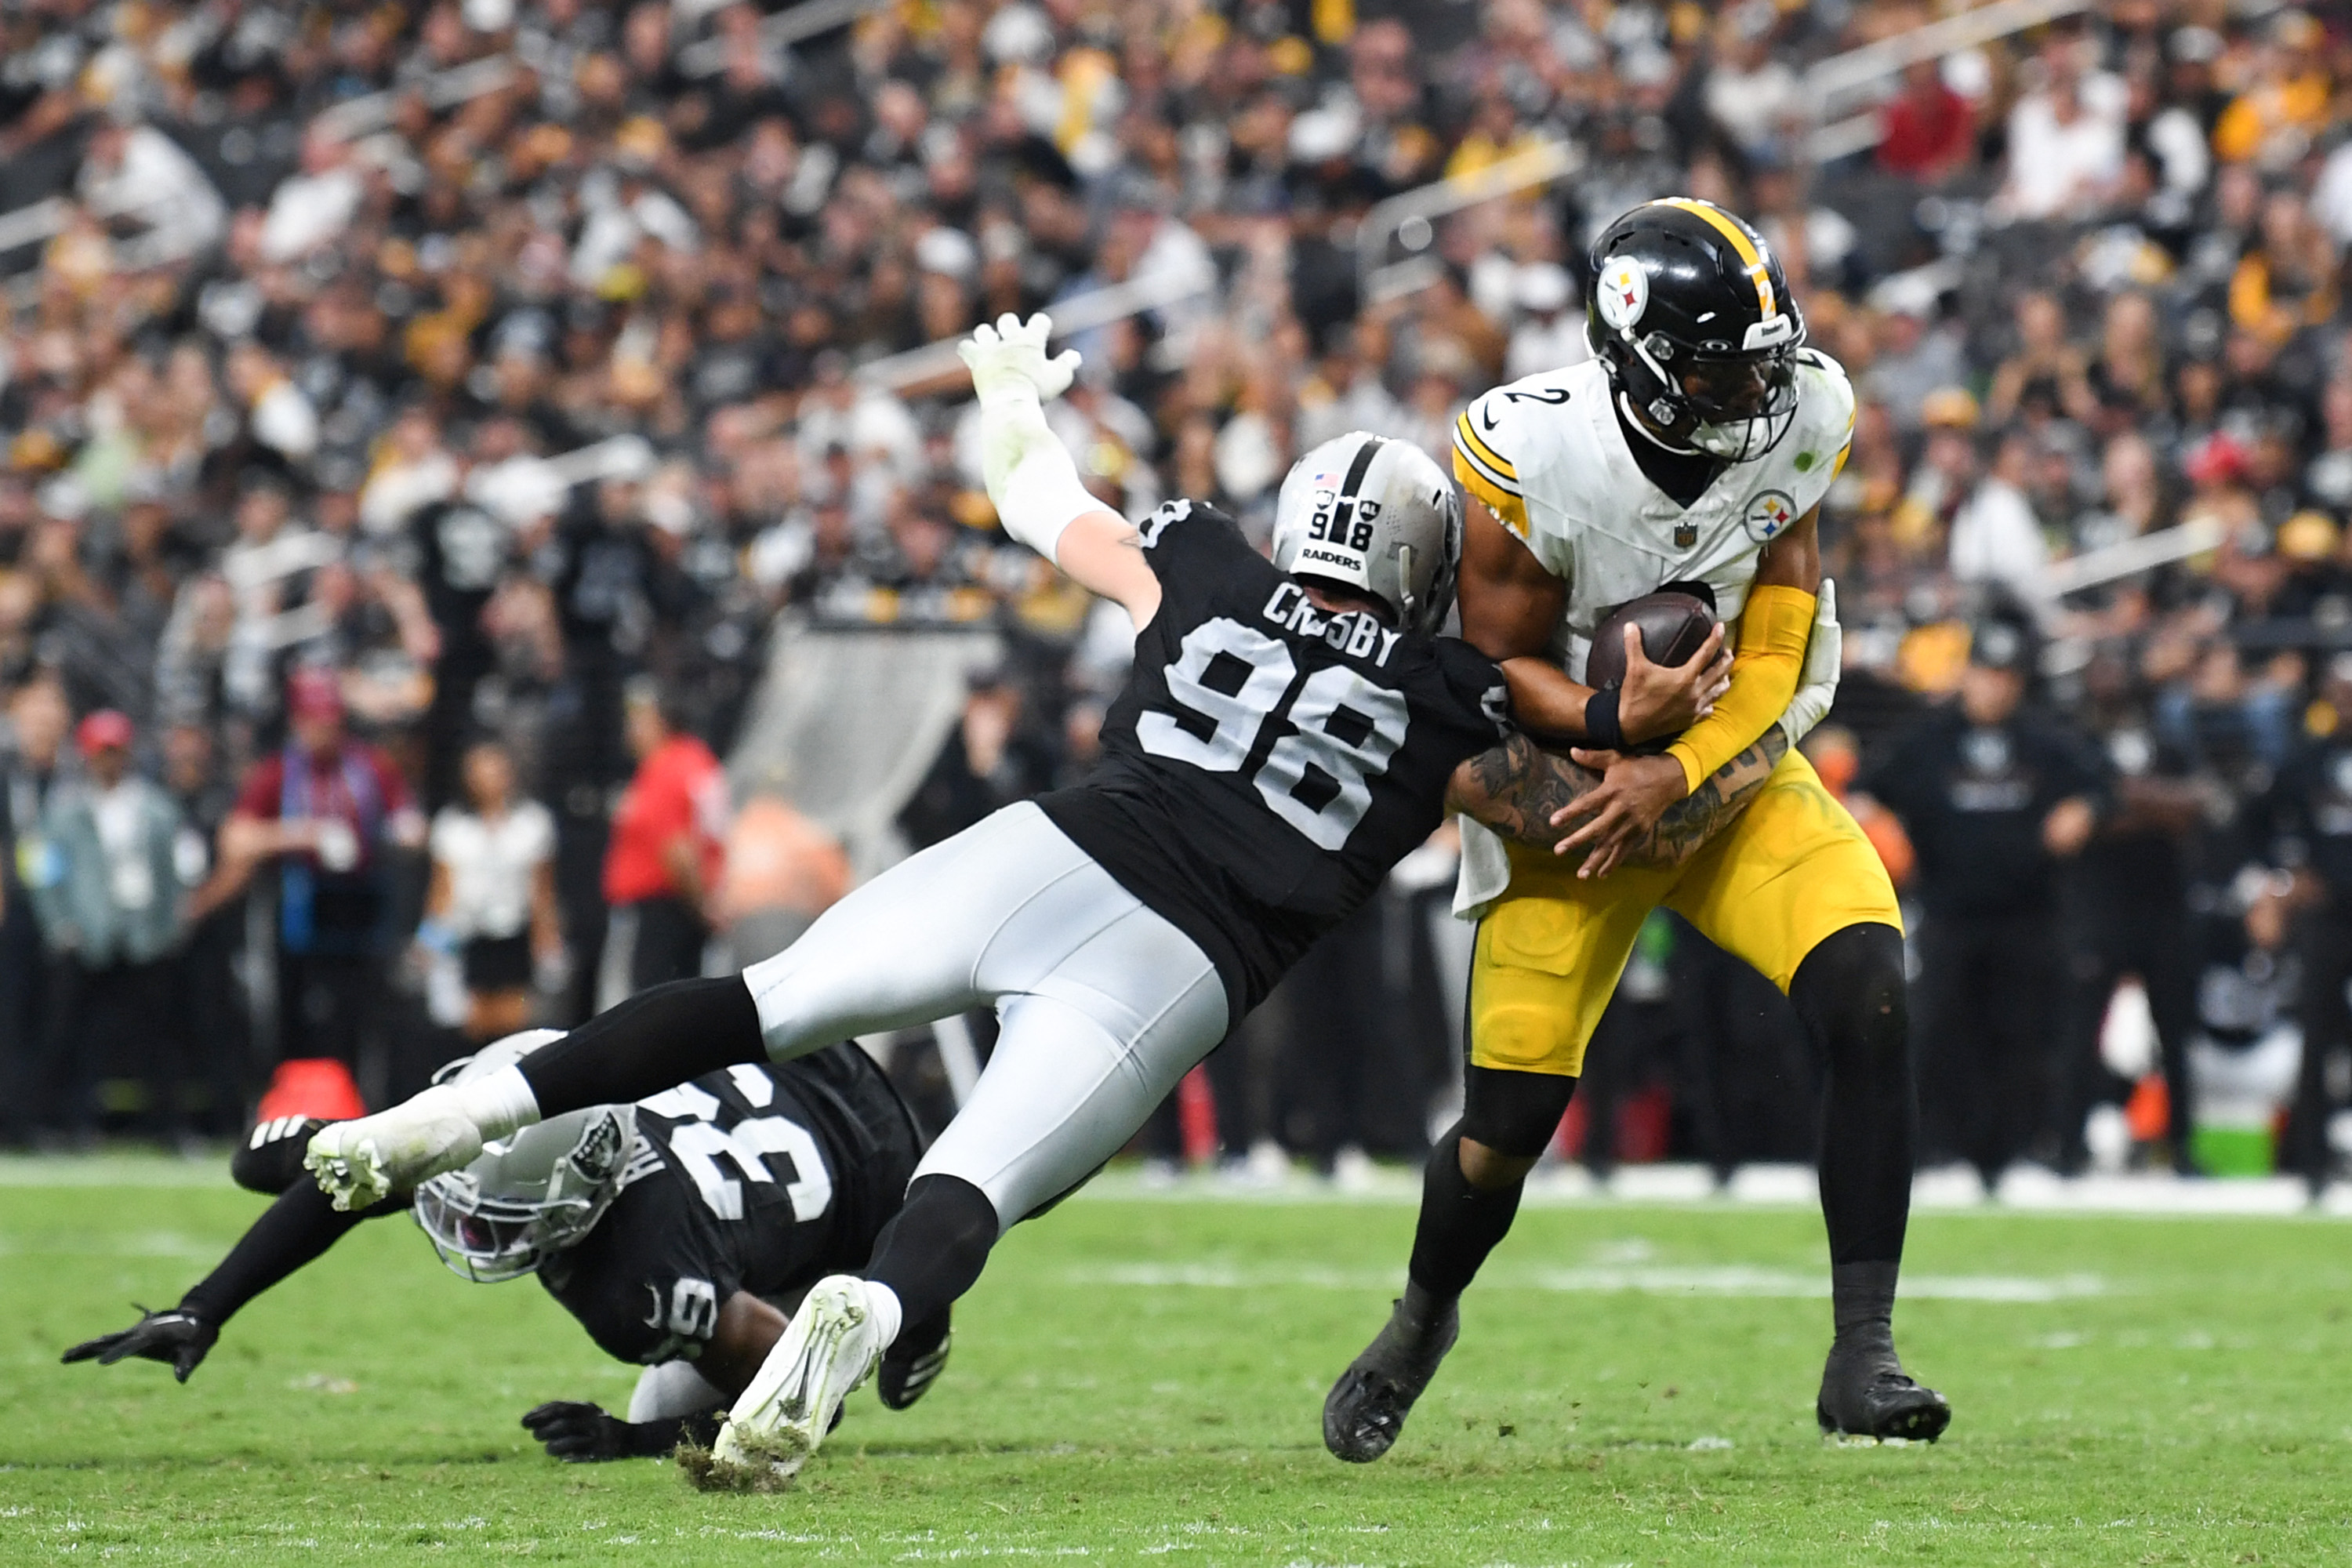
[
  {"xmin": 877, "ymin": 1322, "xmax": 950, "ymax": 1411},
  {"xmin": 1323, "ymin": 1287, "xmax": 1459, "ymax": 1463},
  {"xmin": 1816, "ymin": 1338, "xmax": 1951, "ymax": 1443}
]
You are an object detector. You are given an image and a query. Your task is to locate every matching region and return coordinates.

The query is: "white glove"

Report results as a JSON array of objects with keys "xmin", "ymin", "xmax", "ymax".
[
  {"xmin": 1777, "ymin": 577, "xmax": 1841, "ymax": 747},
  {"xmin": 957, "ymin": 313, "xmax": 1100, "ymax": 564},
  {"xmin": 958, "ymin": 312, "xmax": 1082, "ymax": 412}
]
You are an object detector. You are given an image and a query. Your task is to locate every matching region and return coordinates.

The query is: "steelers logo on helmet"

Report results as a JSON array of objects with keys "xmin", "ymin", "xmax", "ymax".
[{"xmin": 1595, "ymin": 256, "xmax": 1649, "ymax": 332}]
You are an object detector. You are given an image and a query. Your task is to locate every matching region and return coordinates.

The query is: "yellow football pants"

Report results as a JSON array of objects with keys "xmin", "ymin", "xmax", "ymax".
[{"xmin": 1469, "ymin": 750, "xmax": 1903, "ymax": 1077}]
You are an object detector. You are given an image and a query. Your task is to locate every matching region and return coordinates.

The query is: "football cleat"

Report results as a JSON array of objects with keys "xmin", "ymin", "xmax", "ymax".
[
  {"xmin": 707, "ymin": 1275, "xmax": 880, "ymax": 1485},
  {"xmin": 1323, "ymin": 1289, "xmax": 1460, "ymax": 1463},
  {"xmin": 1816, "ymin": 1338, "xmax": 1951, "ymax": 1443},
  {"xmin": 877, "ymin": 1323, "xmax": 950, "ymax": 1411},
  {"xmin": 303, "ymin": 1087, "xmax": 484, "ymax": 1211}
]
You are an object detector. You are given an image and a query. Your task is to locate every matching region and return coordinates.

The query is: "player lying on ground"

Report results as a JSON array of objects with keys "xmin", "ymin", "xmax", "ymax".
[
  {"xmin": 304, "ymin": 314, "xmax": 1817, "ymax": 1486},
  {"xmin": 1325, "ymin": 198, "xmax": 1948, "ymax": 1466},
  {"xmin": 66, "ymin": 1033, "xmax": 949, "ymax": 1459}
]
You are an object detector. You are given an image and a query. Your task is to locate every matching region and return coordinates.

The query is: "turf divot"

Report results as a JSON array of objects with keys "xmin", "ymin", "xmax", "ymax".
[{"xmin": 676, "ymin": 1429, "xmax": 808, "ymax": 1494}]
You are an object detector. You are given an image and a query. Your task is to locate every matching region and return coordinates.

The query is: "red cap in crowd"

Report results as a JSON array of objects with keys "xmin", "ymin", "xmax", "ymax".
[
  {"xmin": 74, "ymin": 710, "xmax": 132, "ymax": 756},
  {"xmin": 286, "ymin": 669, "xmax": 345, "ymax": 725}
]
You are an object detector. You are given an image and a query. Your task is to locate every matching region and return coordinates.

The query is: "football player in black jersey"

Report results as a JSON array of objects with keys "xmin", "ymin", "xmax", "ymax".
[
  {"xmin": 64, "ymin": 1033, "xmax": 948, "ymax": 1460},
  {"xmin": 304, "ymin": 314, "xmax": 1796, "ymax": 1485}
]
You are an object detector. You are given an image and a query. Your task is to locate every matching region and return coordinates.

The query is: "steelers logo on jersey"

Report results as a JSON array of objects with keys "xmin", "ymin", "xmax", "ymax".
[
  {"xmin": 1743, "ymin": 489, "xmax": 1797, "ymax": 543},
  {"xmin": 1595, "ymin": 257, "xmax": 1649, "ymax": 331}
]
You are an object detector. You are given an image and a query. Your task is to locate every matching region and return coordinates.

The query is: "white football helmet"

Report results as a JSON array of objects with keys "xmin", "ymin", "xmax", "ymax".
[
  {"xmin": 1271, "ymin": 434, "xmax": 1463, "ymax": 636},
  {"xmin": 412, "ymin": 1029, "xmax": 638, "ymax": 1283}
]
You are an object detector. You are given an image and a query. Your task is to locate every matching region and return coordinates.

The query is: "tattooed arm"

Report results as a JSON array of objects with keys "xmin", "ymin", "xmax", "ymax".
[
  {"xmin": 1637, "ymin": 725, "xmax": 1788, "ymax": 868},
  {"xmin": 1446, "ymin": 726, "xmax": 1790, "ymax": 872}
]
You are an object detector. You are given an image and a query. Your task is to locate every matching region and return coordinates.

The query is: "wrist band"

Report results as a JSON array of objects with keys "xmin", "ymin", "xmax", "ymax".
[{"xmin": 1583, "ymin": 686, "xmax": 1626, "ymax": 751}]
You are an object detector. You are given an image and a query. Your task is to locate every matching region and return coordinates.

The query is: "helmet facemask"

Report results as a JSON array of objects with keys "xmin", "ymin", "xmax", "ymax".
[
  {"xmin": 1618, "ymin": 325, "xmax": 1802, "ymax": 464},
  {"xmin": 415, "ymin": 1104, "xmax": 637, "ymax": 1283}
]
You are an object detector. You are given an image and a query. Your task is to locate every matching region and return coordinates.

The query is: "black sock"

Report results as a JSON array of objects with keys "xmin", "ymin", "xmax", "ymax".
[
  {"xmin": 1791, "ymin": 924, "xmax": 1915, "ymax": 1266},
  {"xmin": 1830, "ymin": 1259, "xmax": 1899, "ymax": 1355},
  {"xmin": 1404, "ymin": 1127, "xmax": 1526, "ymax": 1301},
  {"xmin": 864, "ymin": 1174, "xmax": 1000, "ymax": 1329},
  {"xmin": 517, "ymin": 978, "xmax": 765, "ymax": 1118}
]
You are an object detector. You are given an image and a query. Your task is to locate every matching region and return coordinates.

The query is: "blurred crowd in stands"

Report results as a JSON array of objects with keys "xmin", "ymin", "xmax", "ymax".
[{"xmin": 1, "ymin": 0, "xmax": 2350, "ymax": 1193}]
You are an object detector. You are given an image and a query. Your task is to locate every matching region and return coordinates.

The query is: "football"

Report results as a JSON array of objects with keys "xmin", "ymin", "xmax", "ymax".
[{"xmin": 1583, "ymin": 590, "xmax": 1719, "ymax": 692}]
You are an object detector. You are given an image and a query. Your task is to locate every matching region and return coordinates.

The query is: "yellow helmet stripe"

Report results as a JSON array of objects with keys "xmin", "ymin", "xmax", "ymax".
[{"xmin": 1656, "ymin": 198, "xmax": 1777, "ymax": 322}]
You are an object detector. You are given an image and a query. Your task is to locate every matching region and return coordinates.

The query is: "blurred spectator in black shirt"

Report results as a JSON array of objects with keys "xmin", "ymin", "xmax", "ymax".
[
  {"xmin": 2058, "ymin": 650, "xmax": 2207, "ymax": 1174},
  {"xmin": 1860, "ymin": 622, "xmax": 2107, "ymax": 1189},
  {"xmin": 0, "ymin": 677, "xmax": 70, "ymax": 1146},
  {"xmin": 898, "ymin": 669, "xmax": 1053, "ymax": 852},
  {"xmin": 2257, "ymin": 655, "xmax": 2352, "ymax": 1193}
]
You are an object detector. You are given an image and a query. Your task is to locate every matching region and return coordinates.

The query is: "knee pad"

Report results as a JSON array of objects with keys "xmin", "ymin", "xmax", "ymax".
[
  {"xmin": 1459, "ymin": 1064, "xmax": 1578, "ymax": 1160},
  {"xmin": 1790, "ymin": 924, "xmax": 1908, "ymax": 1065}
]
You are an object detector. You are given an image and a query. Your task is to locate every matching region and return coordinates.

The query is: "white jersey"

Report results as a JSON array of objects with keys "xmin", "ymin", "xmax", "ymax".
[{"xmin": 1447, "ymin": 350, "xmax": 1854, "ymax": 916}]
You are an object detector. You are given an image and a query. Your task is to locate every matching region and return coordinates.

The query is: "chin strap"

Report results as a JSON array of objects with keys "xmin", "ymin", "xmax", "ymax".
[{"xmin": 1616, "ymin": 390, "xmax": 1704, "ymax": 456}]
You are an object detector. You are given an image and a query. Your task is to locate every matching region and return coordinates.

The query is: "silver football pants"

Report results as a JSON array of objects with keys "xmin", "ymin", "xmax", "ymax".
[{"xmin": 739, "ymin": 801, "xmax": 1230, "ymax": 1232}]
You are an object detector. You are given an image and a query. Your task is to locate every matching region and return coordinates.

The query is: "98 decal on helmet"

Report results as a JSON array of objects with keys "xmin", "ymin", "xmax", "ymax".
[{"xmin": 1586, "ymin": 198, "xmax": 1806, "ymax": 463}]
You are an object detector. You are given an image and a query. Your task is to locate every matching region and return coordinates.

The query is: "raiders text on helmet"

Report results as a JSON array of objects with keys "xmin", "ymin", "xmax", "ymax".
[
  {"xmin": 1585, "ymin": 198, "xmax": 1806, "ymax": 463},
  {"xmin": 1271, "ymin": 434, "xmax": 1464, "ymax": 636}
]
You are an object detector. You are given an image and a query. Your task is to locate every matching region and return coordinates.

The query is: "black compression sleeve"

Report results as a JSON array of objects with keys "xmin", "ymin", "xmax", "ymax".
[
  {"xmin": 178, "ymin": 1179, "xmax": 394, "ymax": 1326},
  {"xmin": 1790, "ymin": 922, "xmax": 1913, "ymax": 1266},
  {"xmin": 864, "ymin": 1174, "xmax": 1000, "ymax": 1329},
  {"xmin": 517, "ymin": 977, "xmax": 767, "ymax": 1118}
]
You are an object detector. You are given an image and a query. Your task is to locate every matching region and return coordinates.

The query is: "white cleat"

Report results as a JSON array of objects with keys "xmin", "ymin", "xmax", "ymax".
[
  {"xmin": 303, "ymin": 1087, "xmax": 485, "ymax": 1210},
  {"xmin": 711, "ymin": 1275, "xmax": 881, "ymax": 1483}
]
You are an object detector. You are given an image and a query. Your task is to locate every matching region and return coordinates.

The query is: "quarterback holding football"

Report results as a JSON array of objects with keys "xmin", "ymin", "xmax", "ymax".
[{"xmin": 1327, "ymin": 198, "xmax": 1948, "ymax": 1461}]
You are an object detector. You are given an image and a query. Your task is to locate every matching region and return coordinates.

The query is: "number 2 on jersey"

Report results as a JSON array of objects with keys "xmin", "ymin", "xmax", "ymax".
[{"xmin": 1138, "ymin": 617, "xmax": 1410, "ymax": 850}]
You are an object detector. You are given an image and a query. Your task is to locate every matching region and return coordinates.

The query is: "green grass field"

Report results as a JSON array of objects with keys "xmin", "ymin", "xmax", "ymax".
[{"xmin": 4, "ymin": 1163, "xmax": 2348, "ymax": 1566}]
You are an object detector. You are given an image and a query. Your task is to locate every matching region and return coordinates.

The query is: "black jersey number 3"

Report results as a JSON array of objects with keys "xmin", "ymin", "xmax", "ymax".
[{"xmin": 1138, "ymin": 616, "xmax": 1410, "ymax": 850}]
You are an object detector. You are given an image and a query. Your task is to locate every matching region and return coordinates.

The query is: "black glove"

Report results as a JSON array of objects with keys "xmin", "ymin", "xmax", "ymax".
[
  {"xmin": 521, "ymin": 1402, "xmax": 722, "ymax": 1461},
  {"xmin": 60, "ymin": 1306, "xmax": 219, "ymax": 1382}
]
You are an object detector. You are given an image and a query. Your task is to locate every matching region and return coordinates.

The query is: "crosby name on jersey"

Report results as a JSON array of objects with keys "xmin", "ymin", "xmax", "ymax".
[
  {"xmin": 1036, "ymin": 498, "xmax": 1508, "ymax": 1014},
  {"xmin": 1450, "ymin": 351, "xmax": 1854, "ymax": 684}
]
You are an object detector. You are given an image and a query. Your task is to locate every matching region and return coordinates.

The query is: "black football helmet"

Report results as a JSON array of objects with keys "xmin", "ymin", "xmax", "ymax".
[{"xmin": 1585, "ymin": 198, "xmax": 1806, "ymax": 463}]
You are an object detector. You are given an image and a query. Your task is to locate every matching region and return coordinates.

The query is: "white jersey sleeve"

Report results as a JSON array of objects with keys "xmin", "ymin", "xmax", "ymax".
[
  {"xmin": 1779, "ymin": 349, "xmax": 1856, "ymax": 519},
  {"xmin": 1451, "ymin": 368, "xmax": 1584, "ymax": 580}
]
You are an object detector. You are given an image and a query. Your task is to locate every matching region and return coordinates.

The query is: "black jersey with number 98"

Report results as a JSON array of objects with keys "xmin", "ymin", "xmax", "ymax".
[{"xmin": 1037, "ymin": 499, "xmax": 1508, "ymax": 1015}]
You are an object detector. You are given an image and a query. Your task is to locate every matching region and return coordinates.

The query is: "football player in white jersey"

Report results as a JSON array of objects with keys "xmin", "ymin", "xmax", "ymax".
[{"xmin": 1326, "ymin": 199, "xmax": 1948, "ymax": 1461}]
